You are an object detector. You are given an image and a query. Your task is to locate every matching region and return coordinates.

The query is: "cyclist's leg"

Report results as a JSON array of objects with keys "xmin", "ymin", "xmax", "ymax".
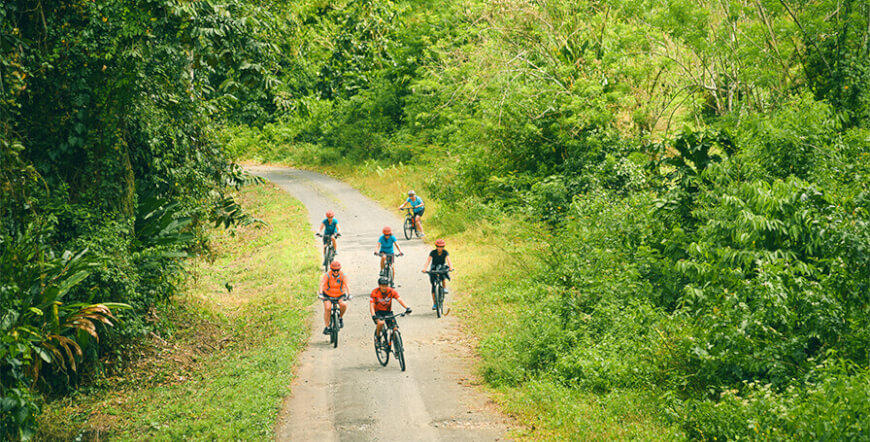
[
  {"xmin": 338, "ymin": 299, "xmax": 347, "ymax": 316},
  {"xmin": 380, "ymin": 254, "xmax": 386, "ymax": 271},
  {"xmin": 322, "ymin": 300, "xmax": 332, "ymax": 331},
  {"xmin": 332, "ymin": 236, "xmax": 338, "ymax": 253}
]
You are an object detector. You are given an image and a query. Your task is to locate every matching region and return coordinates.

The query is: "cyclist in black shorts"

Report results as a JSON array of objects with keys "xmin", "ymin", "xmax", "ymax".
[
  {"xmin": 421, "ymin": 239, "xmax": 453, "ymax": 309},
  {"xmin": 370, "ymin": 277, "xmax": 412, "ymax": 335},
  {"xmin": 398, "ymin": 190, "xmax": 425, "ymax": 237}
]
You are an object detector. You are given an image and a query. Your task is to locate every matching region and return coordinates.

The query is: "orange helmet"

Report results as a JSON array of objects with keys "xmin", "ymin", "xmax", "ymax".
[
  {"xmin": 330, "ymin": 261, "xmax": 341, "ymax": 270},
  {"xmin": 435, "ymin": 239, "xmax": 446, "ymax": 247},
  {"xmin": 326, "ymin": 211, "xmax": 334, "ymax": 218},
  {"xmin": 383, "ymin": 226, "xmax": 392, "ymax": 234}
]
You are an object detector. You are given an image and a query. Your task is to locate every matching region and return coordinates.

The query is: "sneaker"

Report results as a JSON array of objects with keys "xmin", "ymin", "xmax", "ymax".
[
  {"xmin": 443, "ymin": 288, "xmax": 449, "ymax": 294},
  {"xmin": 339, "ymin": 318, "xmax": 344, "ymax": 329},
  {"xmin": 432, "ymin": 304, "xmax": 437, "ymax": 310},
  {"xmin": 322, "ymin": 327, "xmax": 330, "ymax": 335}
]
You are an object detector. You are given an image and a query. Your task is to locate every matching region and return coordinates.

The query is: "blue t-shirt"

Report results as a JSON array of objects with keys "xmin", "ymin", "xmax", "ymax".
[
  {"xmin": 322, "ymin": 218, "xmax": 338, "ymax": 235},
  {"xmin": 378, "ymin": 234, "xmax": 398, "ymax": 254},
  {"xmin": 406, "ymin": 196, "xmax": 425, "ymax": 214}
]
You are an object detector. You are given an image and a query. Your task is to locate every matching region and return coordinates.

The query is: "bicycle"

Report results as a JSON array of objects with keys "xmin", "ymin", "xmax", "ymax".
[
  {"xmin": 373, "ymin": 311, "xmax": 410, "ymax": 371},
  {"xmin": 316, "ymin": 232, "xmax": 340, "ymax": 272},
  {"xmin": 424, "ymin": 266, "xmax": 452, "ymax": 318},
  {"xmin": 401, "ymin": 208, "xmax": 418, "ymax": 240},
  {"xmin": 375, "ymin": 251, "xmax": 402, "ymax": 287},
  {"xmin": 320, "ymin": 293, "xmax": 350, "ymax": 348}
]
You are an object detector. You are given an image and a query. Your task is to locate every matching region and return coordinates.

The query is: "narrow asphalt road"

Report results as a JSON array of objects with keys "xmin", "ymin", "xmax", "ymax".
[{"xmin": 247, "ymin": 166, "xmax": 510, "ymax": 441}]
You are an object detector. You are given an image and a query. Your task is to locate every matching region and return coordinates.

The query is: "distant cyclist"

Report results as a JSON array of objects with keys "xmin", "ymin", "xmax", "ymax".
[
  {"xmin": 422, "ymin": 239, "xmax": 454, "ymax": 309},
  {"xmin": 320, "ymin": 261, "xmax": 349, "ymax": 335},
  {"xmin": 370, "ymin": 277, "xmax": 412, "ymax": 337},
  {"xmin": 318, "ymin": 210, "xmax": 341, "ymax": 256},
  {"xmin": 398, "ymin": 190, "xmax": 425, "ymax": 237},
  {"xmin": 374, "ymin": 226, "xmax": 403, "ymax": 274}
]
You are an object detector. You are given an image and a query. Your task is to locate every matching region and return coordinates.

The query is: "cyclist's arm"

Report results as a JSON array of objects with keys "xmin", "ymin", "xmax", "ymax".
[
  {"xmin": 396, "ymin": 296, "xmax": 409, "ymax": 310},
  {"xmin": 394, "ymin": 243, "xmax": 403, "ymax": 255},
  {"xmin": 318, "ymin": 223, "xmax": 324, "ymax": 233},
  {"xmin": 413, "ymin": 200, "xmax": 424, "ymax": 209},
  {"xmin": 422, "ymin": 255, "xmax": 432, "ymax": 272},
  {"xmin": 369, "ymin": 299, "xmax": 377, "ymax": 316},
  {"xmin": 398, "ymin": 200, "xmax": 408, "ymax": 210},
  {"xmin": 446, "ymin": 255, "xmax": 454, "ymax": 270},
  {"xmin": 319, "ymin": 274, "xmax": 328, "ymax": 295}
]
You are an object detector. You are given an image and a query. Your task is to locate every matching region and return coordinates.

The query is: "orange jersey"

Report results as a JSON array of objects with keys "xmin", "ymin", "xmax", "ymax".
[
  {"xmin": 321, "ymin": 271, "xmax": 347, "ymax": 297},
  {"xmin": 370, "ymin": 287, "xmax": 400, "ymax": 312}
]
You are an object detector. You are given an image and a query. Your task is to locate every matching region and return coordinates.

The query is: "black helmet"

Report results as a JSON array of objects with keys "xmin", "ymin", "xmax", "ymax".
[{"xmin": 378, "ymin": 277, "xmax": 390, "ymax": 286}]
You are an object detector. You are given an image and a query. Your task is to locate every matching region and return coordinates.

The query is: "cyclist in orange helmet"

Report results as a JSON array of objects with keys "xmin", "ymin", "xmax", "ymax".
[
  {"xmin": 318, "ymin": 210, "xmax": 341, "ymax": 256},
  {"xmin": 422, "ymin": 239, "xmax": 454, "ymax": 309},
  {"xmin": 374, "ymin": 226, "xmax": 403, "ymax": 273},
  {"xmin": 320, "ymin": 261, "xmax": 349, "ymax": 335}
]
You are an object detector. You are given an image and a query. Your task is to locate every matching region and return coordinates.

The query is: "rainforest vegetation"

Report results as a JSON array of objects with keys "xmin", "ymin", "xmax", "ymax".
[{"xmin": 2, "ymin": 0, "xmax": 869, "ymax": 439}]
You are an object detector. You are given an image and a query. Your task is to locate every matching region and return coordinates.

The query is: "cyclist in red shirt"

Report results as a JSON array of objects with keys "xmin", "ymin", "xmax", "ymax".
[
  {"xmin": 320, "ymin": 261, "xmax": 349, "ymax": 335},
  {"xmin": 370, "ymin": 277, "xmax": 412, "ymax": 336}
]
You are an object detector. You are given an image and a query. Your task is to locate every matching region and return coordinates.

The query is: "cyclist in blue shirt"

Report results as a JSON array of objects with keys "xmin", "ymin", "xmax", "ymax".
[
  {"xmin": 374, "ymin": 226, "xmax": 403, "ymax": 274},
  {"xmin": 397, "ymin": 190, "xmax": 425, "ymax": 237},
  {"xmin": 318, "ymin": 210, "xmax": 341, "ymax": 256}
]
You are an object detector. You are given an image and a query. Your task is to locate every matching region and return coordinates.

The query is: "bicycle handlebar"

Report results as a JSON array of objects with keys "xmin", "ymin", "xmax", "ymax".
[
  {"xmin": 376, "ymin": 311, "xmax": 409, "ymax": 320},
  {"xmin": 318, "ymin": 293, "xmax": 352, "ymax": 301},
  {"xmin": 375, "ymin": 252, "xmax": 403, "ymax": 257}
]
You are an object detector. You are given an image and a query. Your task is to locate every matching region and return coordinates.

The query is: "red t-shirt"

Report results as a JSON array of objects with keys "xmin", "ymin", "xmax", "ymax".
[{"xmin": 370, "ymin": 287, "xmax": 400, "ymax": 312}]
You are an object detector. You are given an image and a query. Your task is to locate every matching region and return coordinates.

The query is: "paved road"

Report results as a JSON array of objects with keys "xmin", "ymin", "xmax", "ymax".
[{"xmin": 247, "ymin": 166, "xmax": 509, "ymax": 441}]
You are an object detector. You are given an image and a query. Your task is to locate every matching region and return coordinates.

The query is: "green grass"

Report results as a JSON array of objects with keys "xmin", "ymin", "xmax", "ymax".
[{"xmin": 36, "ymin": 182, "xmax": 320, "ymax": 440}]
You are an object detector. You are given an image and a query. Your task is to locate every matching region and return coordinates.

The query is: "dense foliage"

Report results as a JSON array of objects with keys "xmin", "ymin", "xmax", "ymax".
[
  {"xmin": 1, "ymin": 0, "xmax": 273, "ymax": 438},
  {"xmin": 225, "ymin": 0, "xmax": 870, "ymax": 439},
  {"xmin": 5, "ymin": 0, "xmax": 869, "ymax": 438}
]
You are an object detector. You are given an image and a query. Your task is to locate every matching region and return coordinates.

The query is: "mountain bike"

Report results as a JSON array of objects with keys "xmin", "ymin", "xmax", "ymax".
[
  {"xmin": 374, "ymin": 311, "xmax": 410, "ymax": 371},
  {"xmin": 320, "ymin": 294, "xmax": 350, "ymax": 348},
  {"xmin": 375, "ymin": 251, "xmax": 402, "ymax": 287},
  {"xmin": 424, "ymin": 266, "xmax": 452, "ymax": 318},
  {"xmin": 316, "ymin": 232, "xmax": 340, "ymax": 272},
  {"xmin": 401, "ymin": 208, "xmax": 418, "ymax": 240}
]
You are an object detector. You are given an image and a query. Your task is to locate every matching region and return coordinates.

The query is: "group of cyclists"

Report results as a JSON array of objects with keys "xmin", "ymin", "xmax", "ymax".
[{"xmin": 316, "ymin": 190, "xmax": 453, "ymax": 342}]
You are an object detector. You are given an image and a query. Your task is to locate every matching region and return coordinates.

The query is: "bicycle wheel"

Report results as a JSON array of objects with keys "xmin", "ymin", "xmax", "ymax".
[
  {"xmin": 330, "ymin": 309, "xmax": 339, "ymax": 348},
  {"xmin": 388, "ymin": 266, "xmax": 395, "ymax": 287},
  {"xmin": 324, "ymin": 246, "xmax": 335, "ymax": 272},
  {"xmin": 434, "ymin": 285, "xmax": 444, "ymax": 318},
  {"xmin": 375, "ymin": 329, "xmax": 389, "ymax": 366},
  {"xmin": 403, "ymin": 217, "xmax": 413, "ymax": 240},
  {"xmin": 393, "ymin": 330, "xmax": 406, "ymax": 371}
]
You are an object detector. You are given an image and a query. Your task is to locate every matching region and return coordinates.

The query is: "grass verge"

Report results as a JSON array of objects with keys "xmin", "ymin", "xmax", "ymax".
[{"xmin": 36, "ymin": 182, "xmax": 320, "ymax": 440}]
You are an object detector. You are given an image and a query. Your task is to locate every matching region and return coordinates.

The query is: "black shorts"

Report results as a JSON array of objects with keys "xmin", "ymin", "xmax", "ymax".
[
  {"xmin": 413, "ymin": 208, "xmax": 425, "ymax": 218},
  {"xmin": 374, "ymin": 310, "xmax": 397, "ymax": 328},
  {"xmin": 322, "ymin": 233, "xmax": 336, "ymax": 245},
  {"xmin": 320, "ymin": 294, "xmax": 347, "ymax": 303},
  {"xmin": 429, "ymin": 272, "xmax": 451, "ymax": 289}
]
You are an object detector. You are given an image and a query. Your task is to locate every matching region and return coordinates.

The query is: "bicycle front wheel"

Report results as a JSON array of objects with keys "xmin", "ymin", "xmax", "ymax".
[
  {"xmin": 435, "ymin": 285, "xmax": 444, "ymax": 318},
  {"xmin": 393, "ymin": 330, "xmax": 406, "ymax": 371},
  {"xmin": 403, "ymin": 217, "xmax": 413, "ymax": 240},
  {"xmin": 375, "ymin": 330, "xmax": 389, "ymax": 366},
  {"xmin": 330, "ymin": 310, "xmax": 340, "ymax": 348}
]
